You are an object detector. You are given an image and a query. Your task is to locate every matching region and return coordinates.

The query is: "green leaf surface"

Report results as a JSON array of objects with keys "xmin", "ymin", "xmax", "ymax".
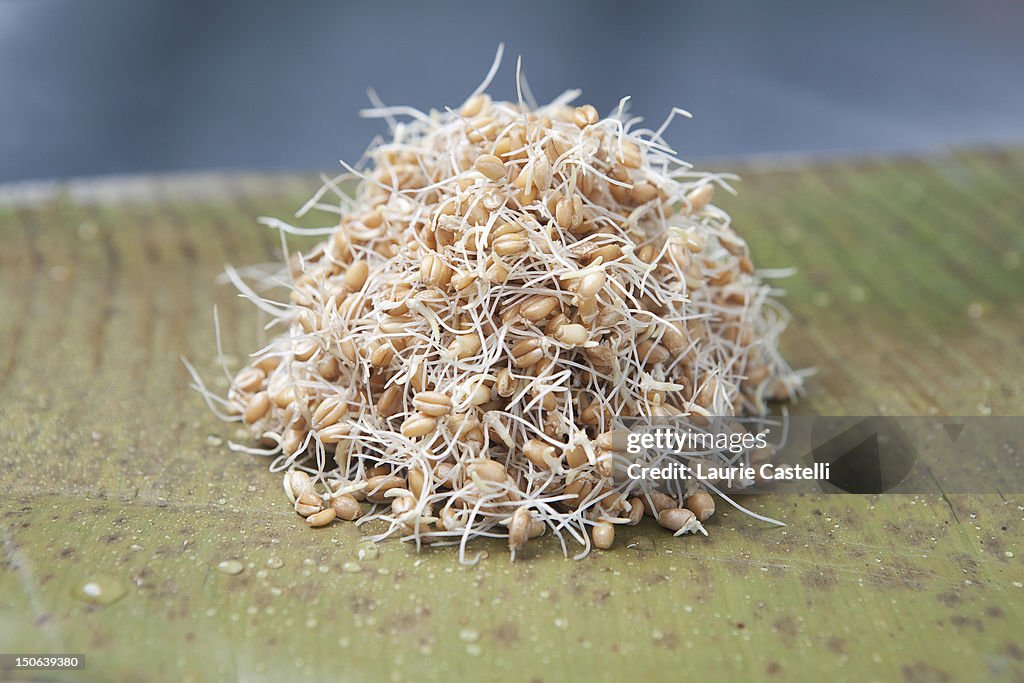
[{"xmin": 1, "ymin": 153, "xmax": 1022, "ymax": 682}]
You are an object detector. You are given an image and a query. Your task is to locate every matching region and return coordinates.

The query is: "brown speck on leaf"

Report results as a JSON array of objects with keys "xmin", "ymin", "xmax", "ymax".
[
  {"xmin": 826, "ymin": 636, "xmax": 845, "ymax": 654},
  {"xmin": 949, "ymin": 615, "xmax": 984, "ymax": 632},
  {"xmin": 800, "ymin": 567, "xmax": 838, "ymax": 589},
  {"xmin": 656, "ymin": 631, "xmax": 680, "ymax": 650},
  {"xmin": 773, "ymin": 615, "xmax": 798, "ymax": 640},
  {"xmin": 901, "ymin": 662, "xmax": 951, "ymax": 683},
  {"xmin": 491, "ymin": 620, "xmax": 520, "ymax": 647}
]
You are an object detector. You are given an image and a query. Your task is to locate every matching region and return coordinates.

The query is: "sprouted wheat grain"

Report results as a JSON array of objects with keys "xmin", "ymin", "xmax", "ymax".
[{"xmin": 190, "ymin": 48, "xmax": 803, "ymax": 562}]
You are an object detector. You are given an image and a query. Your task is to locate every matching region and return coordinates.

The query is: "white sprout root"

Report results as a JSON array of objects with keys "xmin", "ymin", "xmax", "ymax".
[{"xmin": 197, "ymin": 52, "xmax": 803, "ymax": 562}]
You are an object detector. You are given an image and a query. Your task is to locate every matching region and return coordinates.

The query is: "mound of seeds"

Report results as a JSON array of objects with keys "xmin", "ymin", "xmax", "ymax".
[{"xmin": 198, "ymin": 68, "xmax": 802, "ymax": 561}]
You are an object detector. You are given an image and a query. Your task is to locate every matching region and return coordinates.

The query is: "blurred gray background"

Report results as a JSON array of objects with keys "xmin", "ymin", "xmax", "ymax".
[{"xmin": 1, "ymin": 0, "xmax": 1023, "ymax": 183}]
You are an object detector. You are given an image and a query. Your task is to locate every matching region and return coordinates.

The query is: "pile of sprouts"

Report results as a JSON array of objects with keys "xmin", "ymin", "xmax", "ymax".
[{"xmin": 191, "ymin": 50, "xmax": 803, "ymax": 562}]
